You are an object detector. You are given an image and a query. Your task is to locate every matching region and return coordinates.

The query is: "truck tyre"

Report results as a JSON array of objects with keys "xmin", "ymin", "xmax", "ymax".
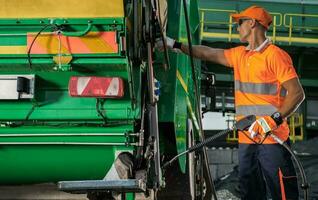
[
  {"xmin": 157, "ymin": 119, "xmax": 206, "ymax": 200},
  {"xmin": 187, "ymin": 119, "xmax": 206, "ymax": 200}
]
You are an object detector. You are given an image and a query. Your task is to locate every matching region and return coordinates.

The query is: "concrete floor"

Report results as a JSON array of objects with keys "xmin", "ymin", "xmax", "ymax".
[{"xmin": 0, "ymin": 183, "xmax": 88, "ymax": 200}]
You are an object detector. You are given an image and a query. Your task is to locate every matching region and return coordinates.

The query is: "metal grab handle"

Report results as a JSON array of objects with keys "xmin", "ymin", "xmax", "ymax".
[{"xmin": 61, "ymin": 22, "xmax": 93, "ymax": 37}]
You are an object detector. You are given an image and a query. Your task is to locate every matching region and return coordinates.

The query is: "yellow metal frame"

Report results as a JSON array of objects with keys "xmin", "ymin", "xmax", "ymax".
[
  {"xmin": 0, "ymin": 0, "xmax": 124, "ymax": 18},
  {"xmin": 288, "ymin": 113, "xmax": 304, "ymax": 143},
  {"xmin": 199, "ymin": 8, "xmax": 237, "ymax": 41},
  {"xmin": 200, "ymin": 8, "xmax": 318, "ymax": 46},
  {"xmin": 224, "ymin": 114, "xmax": 238, "ymax": 142},
  {"xmin": 284, "ymin": 13, "xmax": 318, "ymax": 45},
  {"xmin": 270, "ymin": 13, "xmax": 283, "ymax": 43},
  {"xmin": 227, "ymin": 130, "xmax": 238, "ymax": 142}
]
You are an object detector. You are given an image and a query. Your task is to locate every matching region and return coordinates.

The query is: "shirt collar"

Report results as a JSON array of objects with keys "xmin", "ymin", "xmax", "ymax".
[{"xmin": 245, "ymin": 38, "xmax": 270, "ymax": 52}]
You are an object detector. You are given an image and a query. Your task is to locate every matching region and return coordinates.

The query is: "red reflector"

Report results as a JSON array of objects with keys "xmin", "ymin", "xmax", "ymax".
[{"xmin": 69, "ymin": 76, "xmax": 124, "ymax": 98}]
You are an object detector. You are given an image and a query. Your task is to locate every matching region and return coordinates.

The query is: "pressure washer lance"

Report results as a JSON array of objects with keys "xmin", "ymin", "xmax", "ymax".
[
  {"xmin": 162, "ymin": 115, "xmax": 256, "ymax": 169},
  {"xmin": 162, "ymin": 115, "xmax": 309, "ymax": 200}
]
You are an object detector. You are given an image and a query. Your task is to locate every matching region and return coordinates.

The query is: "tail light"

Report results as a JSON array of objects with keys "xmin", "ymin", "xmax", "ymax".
[{"xmin": 69, "ymin": 76, "xmax": 124, "ymax": 98}]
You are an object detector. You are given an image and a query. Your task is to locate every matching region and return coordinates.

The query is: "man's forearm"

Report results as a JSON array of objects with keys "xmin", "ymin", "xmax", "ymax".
[
  {"xmin": 179, "ymin": 44, "xmax": 228, "ymax": 66},
  {"xmin": 180, "ymin": 44, "xmax": 211, "ymax": 60}
]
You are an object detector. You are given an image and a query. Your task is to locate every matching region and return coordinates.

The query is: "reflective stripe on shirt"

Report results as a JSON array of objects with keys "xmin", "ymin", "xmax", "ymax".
[
  {"xmin": 236, "ymin": 104, "xmax": 277, "ymax": 116},
  {"xmin": 235, "ymin": 80, "xmax": 287, "ymax": 97},
  {"xmin": 235, "ymin": 80, "xmax": 277, "ymax": 95}
]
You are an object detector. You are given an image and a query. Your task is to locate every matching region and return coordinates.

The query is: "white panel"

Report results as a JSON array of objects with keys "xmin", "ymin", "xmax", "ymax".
[
  {"xmin": 0, "ymin": 75, "xmax": 35, "ymax": 100},
  {"xmin": 202, "ymin": 112, "xmax": 235, "ymax": 130},
  {"xmin": 105, "ymin": 78, "xmax": 119, "ymax": 96},
  {"xmin": 76, "ymin": 77, "xmax": 90, "ymax": 95},
  {"xmin": 0, "ymin": 79, "xmax": 18, "ymax": 99}
]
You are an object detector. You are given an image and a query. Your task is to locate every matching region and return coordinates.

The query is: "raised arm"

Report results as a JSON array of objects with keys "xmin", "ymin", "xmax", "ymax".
[
  {"xmin": 157, "ymin": 37, "xmax": 230, "ymax": 67},
  {"xmin": 179, "ymin": 43, "xmax": 230, "ymax": 67}
]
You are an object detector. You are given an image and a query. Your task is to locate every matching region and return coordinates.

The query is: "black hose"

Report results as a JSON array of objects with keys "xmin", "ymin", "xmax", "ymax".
[
  {"xmin": 164, "ymin": 134, "xmax": 310, "ymax": 200},
  {"xmin": 280, "ymin": 141, "xmax": 309, "ymax": 200},
  {"xmin": 163, "ymin": 115, "xmax": 255, "ymax": 168},
  {"xmin": 163, "ymin": 113, "xmax": 309, "ymax": 200},
  {"xmin": 268, "ymin": 133, "xmax": 309, "ymax": 200},
  {"xmin": 27, "ymin": 24, "xmax": 57, "ymax": 69},
  {"xmin": 162, "ymin": 128, "xmax": 232, "ymax": 169},
  {"xmin": 181, "ymin": 1, "xmax": 218, "ymax": 199},
  {"xmin": 188, "ymin": 129, "xmax": 231, "ymax": 153},
  {"xmin": 96, "ymin": 99, "xmax": 107, "ymax": 124}
]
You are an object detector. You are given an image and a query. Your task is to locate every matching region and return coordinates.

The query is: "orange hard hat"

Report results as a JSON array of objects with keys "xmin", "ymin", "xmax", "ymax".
[{"xmin": 231, "ymin": 6, "xmax": 272, "ymax": 29}]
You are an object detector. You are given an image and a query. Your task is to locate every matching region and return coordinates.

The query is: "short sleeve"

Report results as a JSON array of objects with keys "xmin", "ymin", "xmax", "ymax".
[
  {"xmin": 271, "ymin": 48, "xmax": 298, "ymax": 83},
  {"xmin": 224, "ymin": 46, "xmax": 244, "ymax": 68}
]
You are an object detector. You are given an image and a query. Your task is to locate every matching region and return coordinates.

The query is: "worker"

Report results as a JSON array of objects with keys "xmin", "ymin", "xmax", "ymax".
[{"xmin": 157, "ymin": 5, "xmax": 305, "ymax": 200}]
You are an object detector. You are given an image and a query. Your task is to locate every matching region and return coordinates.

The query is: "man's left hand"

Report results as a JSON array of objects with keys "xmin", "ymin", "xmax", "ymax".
[{"xmin": 248, "ymin": 116, "xmax": 278, "ymax": 138}]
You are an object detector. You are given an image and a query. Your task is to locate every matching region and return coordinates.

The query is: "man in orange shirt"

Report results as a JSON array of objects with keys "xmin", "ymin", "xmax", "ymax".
[{"xmin": 159, "ymin": 5, "xmax": 305, "ymax": 200}]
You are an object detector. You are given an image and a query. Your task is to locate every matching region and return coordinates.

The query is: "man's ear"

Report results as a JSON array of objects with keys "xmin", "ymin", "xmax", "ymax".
[{"xmin": 250, "ymin": 19, "xmax": 258, "ymax": 29}]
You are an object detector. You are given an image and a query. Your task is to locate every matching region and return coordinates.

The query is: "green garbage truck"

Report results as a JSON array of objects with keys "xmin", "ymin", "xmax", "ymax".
[{"xmin": 0, "ymin": 0, "xmax": 214, "ymax": 199}]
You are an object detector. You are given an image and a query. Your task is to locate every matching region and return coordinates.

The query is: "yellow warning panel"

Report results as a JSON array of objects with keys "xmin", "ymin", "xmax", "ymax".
[
  {"xmin": 0, "ymin": 46, "xmax": 27, "ymax": 54},
  {"xmin": 27, "ymin": 32, "xmax": 118, "ymax": 54},
  {"xmin": 0, "ymin": 0, "xmax": 124, "ymax": 18}
]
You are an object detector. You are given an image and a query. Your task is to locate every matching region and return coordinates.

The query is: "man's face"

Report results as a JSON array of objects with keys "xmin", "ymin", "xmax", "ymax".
[{"xmin": 237, "ymin": 18, "xmax": 252, "ymax": 42}]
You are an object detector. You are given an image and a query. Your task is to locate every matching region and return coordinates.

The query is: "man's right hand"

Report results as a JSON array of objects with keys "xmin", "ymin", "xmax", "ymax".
[{"xmin": 155, "ymin": 37, "xmax": 182, "ymax": 53}]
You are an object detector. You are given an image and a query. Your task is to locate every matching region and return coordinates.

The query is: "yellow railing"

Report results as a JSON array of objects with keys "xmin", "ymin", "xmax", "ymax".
[
  {"xmin": 269, "ymin": 13, "xmax": 283, "ymax": 43},
  {"xmin": 225, "ymin": 114, "xmax": 238, "ymax": 142},
  {"xmin": 227, "ymin": 130, "xmax": 238, "ymax": 142},
  {"xmin": 284, "ymin": 13, "xmax": 318, "ymax": 45},
  {"xmin": 199, "ymin": 8, "xmax": 237, "ymax": 42},
  {"xmin": 200, "ymin": 8, "xmax": 318, "ymax": 45},
  {"xmin": 288, "ymin": 113, "xmax": 304, "ymax": 143}
]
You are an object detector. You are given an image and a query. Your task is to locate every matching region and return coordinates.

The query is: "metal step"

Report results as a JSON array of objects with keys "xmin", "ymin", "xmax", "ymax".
[{"xmin": 58, "ymin": 179, "xmax": 146, "ymax": 194}]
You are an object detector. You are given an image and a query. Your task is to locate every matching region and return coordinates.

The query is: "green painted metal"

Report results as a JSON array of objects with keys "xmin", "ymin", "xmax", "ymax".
[
  {"xmin": 0, "ymin": 146, "xmax": 133, "ymax": 184},
  {"xmin": 0, "ymin": 0, "xmax": 202, "ymax": 195},
  {"xmin": 0, "ymin": 69, "xmax": 138, "ymax": 120},
  {"xmin": 156, "ymin": 0, "xmax": 201, "ymax": 172},
  {"xmin": 0, "ymin": 12, "xmax": 140, "ymax": 185},
  {"xmin": 0, "ymin": 18, "xmax": 124, "ymax": 27},
  {"xmin": 300, "ymin": 79, "xmax": 318, "ymax": 87},
  {"xmin": 0, "ymin": 125, "xmax": 134, "ymax": 184}
]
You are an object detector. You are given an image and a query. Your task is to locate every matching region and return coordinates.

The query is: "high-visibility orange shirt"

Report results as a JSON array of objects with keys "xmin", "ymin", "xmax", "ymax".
[{"xmin": 224, "ymin": 40, "xmax": 298, "ymax": 144}]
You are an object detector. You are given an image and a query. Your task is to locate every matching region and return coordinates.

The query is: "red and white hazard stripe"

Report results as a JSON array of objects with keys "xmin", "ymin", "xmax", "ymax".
[{"xmin": 68, "ymin": 76, "xmax": 124, "ymax": 98}]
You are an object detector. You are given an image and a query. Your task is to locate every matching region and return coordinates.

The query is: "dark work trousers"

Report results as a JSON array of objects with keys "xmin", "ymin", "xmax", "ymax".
[{"xmin": 238, "ymin": 140, "xmax": 299, "ymax": 200}]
